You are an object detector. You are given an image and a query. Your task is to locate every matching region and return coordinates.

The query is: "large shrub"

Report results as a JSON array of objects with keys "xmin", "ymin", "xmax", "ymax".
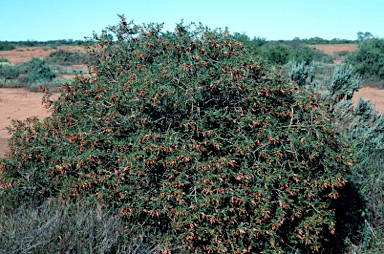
[{"xmin": 0, "ymin": 17, "xmax": 353, "ymax": 252}]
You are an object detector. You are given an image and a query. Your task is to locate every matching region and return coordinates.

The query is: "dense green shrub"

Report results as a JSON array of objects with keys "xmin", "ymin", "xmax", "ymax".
[
  {"xmin": 0, "ymin": 17, "xmax": 354, "ymax": 252},
  {"xmin": 44, "ymin": 49, "xmax": 91, "ymax": 65},
  {"xmin": 263, "ymin": 43, "xmax": 291, "ymax": 65},
  {"xmin": 0, "ymin": 64, "xmax": 20, "ymax": 80},
  {"xmin": 290, "ymin": 45, "xmax": 315, "ymax": 65},
  {"xmin": 346, "ymin": 38, "xmax": 384, "ymax": 80},
  {"xmin": 0, "ymin": 42, "xmax": 15, "ymax": 51},
  {"xmin": 18, "ymin": 58, "xmax": 56, "ymax": 82}
]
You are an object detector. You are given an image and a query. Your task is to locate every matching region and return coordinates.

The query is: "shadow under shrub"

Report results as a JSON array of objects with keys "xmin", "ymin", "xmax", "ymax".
[{"xmin": 0, "ymin": 17, "xmax": 354, "ymax": 253}]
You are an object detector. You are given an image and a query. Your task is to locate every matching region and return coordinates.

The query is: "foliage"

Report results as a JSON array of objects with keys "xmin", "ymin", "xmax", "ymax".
[
  {"xmin": 44, "ymin": 49, "xmax": 91, "ymax": 65},
  {"xmin": 290, "ymin": 45, "xmax": 314, "ymax": 64},
  {"xmin": 1, "ymin": 39, "xmax": 87, "ymax": 48},
  {"xmin": 291, "ymin": 61, "xmax": 384, "ymax": 253},
  {"xmin": 0, "ymin": 17, "xmax": 354, "ymax": 253},
  {"xmin": 0, "ymin": 198, "xmax": 158, "ymax": 253},
  {"xmin": 0, "ymin": 63, "xmax": 20, "ymax": 80},
  {"xmin": 357, "ymin": 32, "xmax": 373, "ymax": 42},
  {"xmin": 263, "ymin": 43, "xmax": 291, "ymax": 65},
  {"xmin": 18, "ymin": 58, "xmax": 56, "ymax": 82},
  {"xmin": 0, "ymin": 56, "xmax": 9, "ymax": 63},
  {"xmin": 346, "ymin": 38, "xmax": 384, "ymax": 80},
  {"xmin": 0, "ymin": 41, "xmax": 15, "ymax": 51},
  {"xmin": 289, "ymin": 61, "xmax": 315, "ymax": 87}
]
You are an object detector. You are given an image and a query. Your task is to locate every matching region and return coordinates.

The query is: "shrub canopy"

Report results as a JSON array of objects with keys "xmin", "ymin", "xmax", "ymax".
[
  {"xmin": 346, "ymin": 38, "xmax": 384, "ymax": 80},
  {"xmin": 1, "ymin": 17, "xmax": 353, "ymax": 252}
]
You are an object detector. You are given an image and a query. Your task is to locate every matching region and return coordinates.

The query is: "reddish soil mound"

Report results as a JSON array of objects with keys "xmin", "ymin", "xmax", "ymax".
[
  {"xmin": 0, "ymin": 88, "xmax": 58, "ymax": 157},
  {"xmin": 0, "ymin": 45, "xmax": 85, "ymax": 64}
]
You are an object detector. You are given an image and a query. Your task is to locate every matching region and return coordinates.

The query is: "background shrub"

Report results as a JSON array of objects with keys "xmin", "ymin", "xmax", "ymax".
[
  {"xmin": 346, "ymin": 38, "xmax": 384, "ymax": 80},
  {"xmin": 0, "ymin": 41, "xmax": 15, "ymax": 51},
  {"xmin": 18, "ymin": 58, "xmax": 56, "ymax": 82},
  {"xmin": 263, "ymin": 43, "xmax": 291, "ymax": 65},
  {"xmin": 1, "ymin": 18, "xmax": 354, "ymax": 253},
  {"xmin": 0, "ymin": 64, "xmax": 20, "ymax": 80},
  {"xmin": 44, "ymin": 49, "xmax": 91, "ymax": 65}
]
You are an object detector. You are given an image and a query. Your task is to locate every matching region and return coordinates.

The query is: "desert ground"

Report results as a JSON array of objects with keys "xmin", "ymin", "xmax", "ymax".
[
  {"xmin": 1, "ymin": 45, "xmax": 85, "ymax": 64},
  {"xmin": 0, "ymin": 44, "xmax": 383, "ymax": 157},
  {"xmin": 309, "ymin": 44, "xmax": 358, "ymax": 54}
]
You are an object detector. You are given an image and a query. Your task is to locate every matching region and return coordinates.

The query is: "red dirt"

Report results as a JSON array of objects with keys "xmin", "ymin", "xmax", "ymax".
[
  {"xmin": 309, "ymin": 44, "xmax": 358, "ymax": 54},
  {"xmin": 353, "ymin": 86, "xmax": 384, "ymax": 114},
  {"xmin": 0, "ymin": 46, "xmax": 85, "ymax": 64},
  {"xmin": 0, "ymin": 88, "xmax": 59, "ymax": 157}
]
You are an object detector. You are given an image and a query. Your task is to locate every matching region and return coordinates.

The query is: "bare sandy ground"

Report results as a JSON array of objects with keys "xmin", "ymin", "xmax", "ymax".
[
  {"xmin": 0, "ymin": 88, "xmax": 58, "ymax": 157},
  {"xmin": 353, "ymin": 86, "xmax": 384, "ymax": 113},
  {"xmin": 310, "ymin": 44, "xmax": 358, "ymax": 54},
  {"xmin": 0, "ymin": 46, "xmax": 85, "ymax": 64}
]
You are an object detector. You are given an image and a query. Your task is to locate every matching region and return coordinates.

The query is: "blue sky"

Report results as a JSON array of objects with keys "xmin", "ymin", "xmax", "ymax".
[{"xmin": 1, "ymin": 0, "xmax": 383, "ymax": 41}]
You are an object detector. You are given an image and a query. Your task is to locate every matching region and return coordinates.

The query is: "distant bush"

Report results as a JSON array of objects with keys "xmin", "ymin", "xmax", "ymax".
[
  {"xmin": 0, "ymin": 42, "xmax": 15, "ymax": 51},
  {"xmin": 44, "ymin": 49, "xmax": 91, "ymax": 65},
  {"xmin": 263, "ymin": 43, "xmax": 291, "ymax": 65},
  {"xmin": 346, "ymin": 38, "xmax": 384, "ymax": 80},
  {"xmin": 290, "ymin": 45, "xmax": 315, "ymax": 64}
]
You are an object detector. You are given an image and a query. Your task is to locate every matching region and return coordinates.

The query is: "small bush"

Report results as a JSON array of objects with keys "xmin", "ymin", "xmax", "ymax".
[
  {"xmin": 290, "ymin": 45, "xmax": 314, "ymax": 64},
  {"xmin": 264, "ymin": 43, "xmax": 291, "ymax": 65},
  {"xmin": 0, "ymin": 64, "xmax": 20, "ymax": 80},
  {"xmin": 0, "ymin": 198, "xmax": 159, "ymax": 253},
  {"xmin": 44, "ymin": 49, "xmax": 91, "ymax": 65},
  {"xmin": 18, "ymin": 58, "xmax": 56, "ymax": 82}
]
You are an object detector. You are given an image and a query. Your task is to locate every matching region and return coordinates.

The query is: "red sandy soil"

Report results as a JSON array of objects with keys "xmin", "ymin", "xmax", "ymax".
[
  {"xmin": 310, "ymin": 44, "xmax": 358, "ymax": 64},
  {"xmin": 0, "ymin": 46, "xmax": 85, "ymax": 64},
  {"xmin": 353, "ymin": 86, "xmax": 384, "ymax": 113},
  {"xmin": 0, "ymin": 88, "xmax": 59, "ymax": 157},
  {"xmin": 310, "ymin": 44, "xmax": 358, "ymax": 54}
]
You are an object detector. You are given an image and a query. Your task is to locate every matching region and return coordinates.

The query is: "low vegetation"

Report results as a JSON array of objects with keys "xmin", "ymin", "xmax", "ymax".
[
  {"xmin": 0, "ymin": 49, "xmax": 89, "ymax": 91},
  {"xmin": 232, "ymin": 33, "xmax": 335, "ymax": 65},
  {"xmin": 44, "ymin": 49, "xmax": 91, "ymax": 65},
  {"xmin": 346, "ymin": 38, "xmax": 384, "ymax": 82}
]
